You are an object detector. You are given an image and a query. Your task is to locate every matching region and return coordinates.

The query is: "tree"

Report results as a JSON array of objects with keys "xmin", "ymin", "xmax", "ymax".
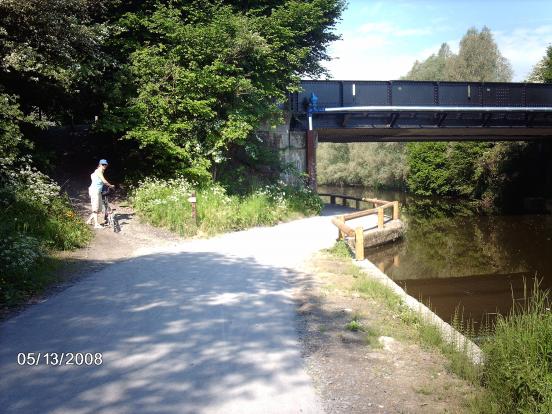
[
  {"xmin": 0, "ymin": 0, "xmax": 110, "ymax": 123},
  {"xmin": 317, "ymin": 143, "xmax": 350, "ymax": 185},
  {"xmin": 527, "ymin": 45, "xmax": 552, "ymax": 83},
  {"xmin": 100, "ymin": 0, "xmax": 345, "ymax": 182},
  {"xmin": 445, "ymin": 27, "xmax": 512, "ymax": 82},
  {"xmin": 403, "ymin": 27, "xmax": 516, "ymax": 200},
  {"xmin": 402, "ymin": 43, "xmax": 453, "ymax": 81}
]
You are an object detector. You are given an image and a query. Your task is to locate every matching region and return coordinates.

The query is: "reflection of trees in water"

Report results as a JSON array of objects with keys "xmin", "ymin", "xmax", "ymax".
[
  {"xmin": 371, "ymin": 198, "xmax": 542, "ymax": 280},
  {"xmin": 320, "ymin": 184, "xmax": 552, "ymax": 282}
]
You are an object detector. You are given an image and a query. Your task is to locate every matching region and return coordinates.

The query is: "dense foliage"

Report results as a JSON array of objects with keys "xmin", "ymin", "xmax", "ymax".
[
  {"xmin": 0, "ymin": 0, "xmax": 343, "ymax": 307},
  {"xmin": 99, "ymin": 0, "xmax": 344, "ymax": 181},
  {"xmin": 317, "ymin": 142, "xmax": 408, "ymax": 189},
  {"xmin": 528, "ymin": 45, "xmax": 552, "ymax": 83},
  {"xmin": 0, "ymin": 156, "xmax": 91, "ymax": 306}
]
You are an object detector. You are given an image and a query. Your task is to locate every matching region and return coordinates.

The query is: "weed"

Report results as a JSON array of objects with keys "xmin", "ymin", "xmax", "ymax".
[
  {"xmin": 345, "ymin": 319, "xmax": 362, "ymax": 331},
  {"xmin": 474, "ymin": 280, "xmax": 552, "ymax": 413},
  {"xmin": 365, "ymin": 326, "xmax": 383, "ymax": 349},
  {"xmin": 1, "ymin": 162, "xmax": 91, "ymax": 308},
  {"xmin": 324, "ymin": 240, "xmax": 352, "ymax": 259}
]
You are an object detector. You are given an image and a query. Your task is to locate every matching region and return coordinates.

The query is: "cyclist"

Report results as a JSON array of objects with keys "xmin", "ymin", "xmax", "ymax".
[{"xmin": 86, "ymin": 159, "xmax": 114, "ymax": 228}]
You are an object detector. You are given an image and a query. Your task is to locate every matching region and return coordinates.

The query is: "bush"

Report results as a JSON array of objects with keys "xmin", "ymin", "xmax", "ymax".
[
  {"xmin": 0, "ymin": 157, "xmax": 91, "ymax": 307},
  {"xmin": 132, "ymin": 177, "xmax": 322, "ymax": 236}
]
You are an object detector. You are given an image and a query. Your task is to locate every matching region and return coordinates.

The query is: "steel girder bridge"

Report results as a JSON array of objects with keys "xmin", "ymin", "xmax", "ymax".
[{"xmin": 287, "ymin": 80, "xmax": 552, "ymax": 185}]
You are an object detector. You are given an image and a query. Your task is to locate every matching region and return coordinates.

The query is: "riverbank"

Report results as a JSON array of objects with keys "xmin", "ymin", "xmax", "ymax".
[
  {"xmin": 300, "ymin": 241, "xmax": 552, "ymax": 413},
  {"xmin": 297, "ymin": 243, "xmax": 481, "ymax": 413}
]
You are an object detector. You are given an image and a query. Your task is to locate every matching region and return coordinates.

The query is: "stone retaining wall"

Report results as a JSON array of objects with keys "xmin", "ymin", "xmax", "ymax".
[{"xmin": 258, "ymin": 114, "xmax": 307, "ymax": 185}]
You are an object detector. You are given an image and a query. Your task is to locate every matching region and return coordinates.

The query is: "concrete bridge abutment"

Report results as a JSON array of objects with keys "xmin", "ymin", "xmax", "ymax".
[{"xmin": 257, "ymin": 112, "xmax": 317, "ymax": 189}]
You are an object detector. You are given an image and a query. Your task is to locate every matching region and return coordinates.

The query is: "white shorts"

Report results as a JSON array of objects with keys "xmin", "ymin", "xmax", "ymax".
[{"xmin": 89, "ymin": 187, "xmax": 102, "ymax": 212}]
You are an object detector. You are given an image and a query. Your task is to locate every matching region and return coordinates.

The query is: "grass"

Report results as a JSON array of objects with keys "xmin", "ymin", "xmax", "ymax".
[
  {"xmin": 323, "ymin": 240, "xmax": 352, "ymax": 259},
  {"xmin": 132, "ymin": 178, "xmax": 323, "ymax": 237},
  {"xmin": 471, "ymin": 281, "xmax": 552, "ymax": 414},
  {"xmin": 364, "ymin": 326, "xmax": 383, "ymax": 349}
]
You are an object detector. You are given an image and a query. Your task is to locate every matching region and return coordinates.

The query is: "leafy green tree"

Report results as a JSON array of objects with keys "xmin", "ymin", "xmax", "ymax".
[
  {"xmin": 101, "ymin": 0, "xmax": 344, "ymax": 182},
  {"xmin": 317, "ymin": 143, "xmax": 350, "ymax": 185},
  {"xmin": 445, "ymin": 27, "xmax": 512, "ymax": 82},
  {"xmin": 0, "ymin": 0, "xmax": 110, "ymax": 123},
  {"xmin": 0, "ymin": 93, "xmax": 26, "ymax": 160},
  {"xmin": 318, "ymin": 142, "xmax": 408, "ymax": 189}
]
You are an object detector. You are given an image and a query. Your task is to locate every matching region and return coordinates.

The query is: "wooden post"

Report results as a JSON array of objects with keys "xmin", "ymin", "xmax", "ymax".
[
  {"xmin": 355, "ymin": 226, "xmax": 364, "ymax": 260},
  {"xmin": 330, "ymin": 195, "xmax": 336, "ymax": 204},
  {"xmin": 393, "ymin": 201, "xmax": 399, "ymax": 220},
  {"xmin": 355, "ymin": 199, "xmax": 360, "ymax": 209},
  {"xmin": 378, "ymin": 207, "xmax": 384, "ymax": 228},
  {"xmin": 341, "ymin": 197, "xmax": 347, "ymax": 207},
  {"xmin": 336, "ymin": 215, "xmax": 345, "ymax": 240}
]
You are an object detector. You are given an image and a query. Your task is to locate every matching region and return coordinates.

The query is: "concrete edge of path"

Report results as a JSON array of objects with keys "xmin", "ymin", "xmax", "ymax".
[{"xmin": 353, "ymin": 258, "xmax": 484, "ymax": 365}]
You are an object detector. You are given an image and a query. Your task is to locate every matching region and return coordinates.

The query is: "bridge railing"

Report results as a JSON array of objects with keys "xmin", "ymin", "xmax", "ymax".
[{"xmin": 291, "ymin": 80, "xmax": 552, "ymax": 113}]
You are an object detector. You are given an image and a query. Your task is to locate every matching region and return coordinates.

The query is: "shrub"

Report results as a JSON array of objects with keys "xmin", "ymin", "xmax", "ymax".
[{"xmin": 0, "ymin": 157, "xmax": 91, "ymax": 307}]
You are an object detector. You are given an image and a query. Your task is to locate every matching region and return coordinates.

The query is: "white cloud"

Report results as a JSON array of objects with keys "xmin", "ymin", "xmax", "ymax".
[
  {"xmin": 322, "ymin": 22, "xmax": 552, "ymax": 82},
  {"xmin": 495, "ymin": 25, "xmax": 552, "ymax": 81},
  {"xmin": 319, "ymin": 17, "xmax": 449, "ymax": 81},
  {"xmin": 322, "ymin": 31, "xmax": 434, "ymax": 80}
]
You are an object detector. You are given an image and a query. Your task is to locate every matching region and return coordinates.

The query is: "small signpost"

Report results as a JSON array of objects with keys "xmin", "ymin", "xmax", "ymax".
[{"xmin": 188, "ymin": 192, "xmax": 197, "ymax": 224}]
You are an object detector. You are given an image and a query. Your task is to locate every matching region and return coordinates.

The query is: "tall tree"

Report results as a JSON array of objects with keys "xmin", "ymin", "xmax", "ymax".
[
  {"xmin": 403, "ymin": 27, "xmax": 518, "ymax": 201},
  {"xmin": 100, "ymin": 0, "xmax": 345, "ymax": 182},
  {"xmin": 445, "ymin": 26, "xmax": 512, "ymax": 82},
  {"xmin": 402, "ymin": 43, "xmax": 453, "ymax": 81}
]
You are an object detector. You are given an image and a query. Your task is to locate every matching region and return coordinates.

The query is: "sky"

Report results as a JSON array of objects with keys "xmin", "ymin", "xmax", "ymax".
[{"xmin": 322, "ymin": 0, "xmax": 552, "ymax": 81}]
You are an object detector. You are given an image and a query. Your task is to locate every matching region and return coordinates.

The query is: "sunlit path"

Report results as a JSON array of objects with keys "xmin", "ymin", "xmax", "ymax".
[{"xmin": 0, "ymin": 206, "xmax": 360, "ymax": 414}]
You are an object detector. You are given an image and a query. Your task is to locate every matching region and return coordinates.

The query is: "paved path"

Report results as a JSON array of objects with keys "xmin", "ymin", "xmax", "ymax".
[{"xmin": 1, "ymin": 206, "xmax": 359, "ymax": 414}]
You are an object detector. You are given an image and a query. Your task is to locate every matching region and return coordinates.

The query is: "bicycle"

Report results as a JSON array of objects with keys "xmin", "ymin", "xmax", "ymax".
[{"xmin": 101, "ymin": 186, "xmax": 120, "ymax": 233}]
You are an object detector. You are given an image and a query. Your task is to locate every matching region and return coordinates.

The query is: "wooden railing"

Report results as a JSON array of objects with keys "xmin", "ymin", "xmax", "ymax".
[{"xmin": 322, "ymin": 194, "xmax": 400, "ymax": 260}]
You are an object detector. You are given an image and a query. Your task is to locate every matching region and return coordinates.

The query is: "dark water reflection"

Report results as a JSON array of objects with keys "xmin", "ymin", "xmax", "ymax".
[{"xmin": 319, "ymin": 185, "xmax": 552, "ymax": 324}]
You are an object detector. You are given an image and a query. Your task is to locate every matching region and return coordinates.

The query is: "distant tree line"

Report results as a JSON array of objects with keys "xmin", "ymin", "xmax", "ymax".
[{"xmin": 318, "ymin": 27, "xmax": 552, "ymax": 208}]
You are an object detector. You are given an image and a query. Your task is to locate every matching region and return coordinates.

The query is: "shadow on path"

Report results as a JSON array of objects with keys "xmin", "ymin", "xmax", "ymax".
[{"xmin": 1, "ymin": 250, "xmax": 319, "ymax": 414}]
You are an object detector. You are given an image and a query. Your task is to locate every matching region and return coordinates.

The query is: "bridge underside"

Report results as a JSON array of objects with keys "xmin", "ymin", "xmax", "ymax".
[
  {"xmin": 317, "ymin": 127, "xmax": 552, "ymax": 142},
  {"xmin": 290, "ymin": 80, "xmax": 552, "ymax": 142}
]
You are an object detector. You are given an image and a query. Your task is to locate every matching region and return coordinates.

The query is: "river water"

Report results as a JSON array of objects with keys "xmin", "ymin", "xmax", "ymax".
[{"xmin": 319, "ymin": 185, "xmax": 552, "ymax": 325}]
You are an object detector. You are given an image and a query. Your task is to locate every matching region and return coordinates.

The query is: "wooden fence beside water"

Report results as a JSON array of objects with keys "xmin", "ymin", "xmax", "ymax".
[{"xmin": 319, "ymin": 193, "xmax": 403, "ymax": 260}]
